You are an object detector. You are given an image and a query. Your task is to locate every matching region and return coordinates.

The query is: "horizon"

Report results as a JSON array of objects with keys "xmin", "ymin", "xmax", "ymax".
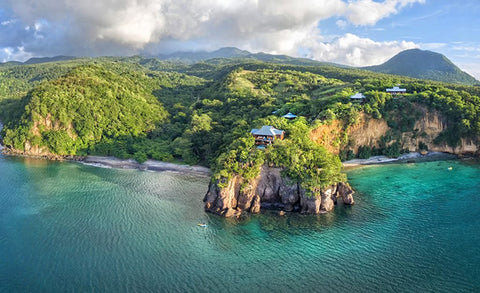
[
  {"xmin": 1, "ymin": 0, "xmax": 479, "ymax": 79},
  {"xmin": 8, "ymin": 47, "xmax": 479, "ymax": 80}
]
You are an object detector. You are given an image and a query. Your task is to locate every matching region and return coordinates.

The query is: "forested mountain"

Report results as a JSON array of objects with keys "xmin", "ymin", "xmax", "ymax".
[
  {"xmin": 157, "ymin": 47, "xmax": 250, "ymax": 62},
  {"xmin": 155, "ymin": 47, "xmax": 339, "ymax": 67},
  {"xmin": 24, "ymin": 56, "xmax": 77, "ymax": 64},
  {"xmin": 363, "ymin": 49, "xmax": 479, "ymax": 85},
  {"xmin": 157, "ymin": 47, "xmax": 479, "ymax": 85},
  {"xmin": 1, "ymin": 56, "xmax": 480, "ymax": 193}
]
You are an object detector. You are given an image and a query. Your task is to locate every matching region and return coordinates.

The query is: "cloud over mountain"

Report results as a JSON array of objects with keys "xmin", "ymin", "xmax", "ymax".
[{"xmin": 1, "ymin": 0, "xmax": 424, "ymax": 66}]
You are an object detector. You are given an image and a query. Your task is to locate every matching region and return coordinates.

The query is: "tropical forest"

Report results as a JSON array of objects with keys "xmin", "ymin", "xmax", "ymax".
[{"xmin": 1, "ymin": 55, "xmax": 479, "ymax": 194}]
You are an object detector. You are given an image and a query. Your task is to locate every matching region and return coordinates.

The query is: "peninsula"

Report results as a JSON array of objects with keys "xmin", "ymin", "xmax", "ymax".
[{"xmin": 0, "ymin": 50, "xmax": 479, "ymax": 217}]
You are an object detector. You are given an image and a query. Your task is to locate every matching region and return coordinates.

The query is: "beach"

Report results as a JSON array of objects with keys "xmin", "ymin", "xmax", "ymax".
[
  {"xmin": 342, "ymin": 151, "xmax": 457, "ymax": 167},
  {"xmin": 81, "ymin": 156, "xmax": 212, "ymax": 176}
]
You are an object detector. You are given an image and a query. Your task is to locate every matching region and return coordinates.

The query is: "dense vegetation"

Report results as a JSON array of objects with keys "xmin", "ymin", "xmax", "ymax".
[{"xmin": 0, "ymin": 55, "xmax": 479, "ymax": 195}]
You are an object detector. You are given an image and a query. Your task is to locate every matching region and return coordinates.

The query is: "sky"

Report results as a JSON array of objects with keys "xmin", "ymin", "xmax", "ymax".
[{"xmin": 0, "ymin": 0, "xmax": 479, "ymax": 79}]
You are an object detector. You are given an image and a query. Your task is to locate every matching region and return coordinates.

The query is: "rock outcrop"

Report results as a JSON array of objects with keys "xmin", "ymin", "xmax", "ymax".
[
  {"xmin": 311, "ymin": 109, "xmax": 480, "ymax": 157},
  {"xmin": 401, "ymin": 110, "xmax": 479, "ymax": 155},
  {"xmin": 203, "ymin": 165, "xmax": 355, "ymax": 217}
]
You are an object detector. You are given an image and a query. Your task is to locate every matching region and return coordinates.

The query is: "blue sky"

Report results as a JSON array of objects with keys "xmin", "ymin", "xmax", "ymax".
[
  {"xmin": 318, "ymin": 0, "xmax": 480, "ymax": 77},
  {"xmin": 0, "ymin": 0, "xmax": 479, "ymax": 79}
]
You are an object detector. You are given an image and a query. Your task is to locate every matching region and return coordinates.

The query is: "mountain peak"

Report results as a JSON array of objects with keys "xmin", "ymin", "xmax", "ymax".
[
  {"xmin": 24, "ymin": 56, "xmax": 77, "ymax": 65},
  {"xmin": 364, "ymin": 49, "xmax": 478, "ymax": 85},
  {"xmin": 155, "ymin": 47, "xmax": 338, "ymax": 67},
  {"xmin": 211, "ymin": 47, "xmax": 250, "ymax": 56}
]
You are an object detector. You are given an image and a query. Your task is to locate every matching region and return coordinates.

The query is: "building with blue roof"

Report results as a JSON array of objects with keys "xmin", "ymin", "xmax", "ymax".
[
  {"xmin": 251, "ymin": 125, "xmax": 285, "ymax": 145},
  {"xmin": 282, "ymin": 112, "xmax": 297, "ymax": 119}
]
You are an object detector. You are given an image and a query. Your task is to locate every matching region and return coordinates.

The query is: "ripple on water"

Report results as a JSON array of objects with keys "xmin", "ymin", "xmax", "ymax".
[{"xmin": 0, "ymin": 158, "xmax": 479, "ymax": 292}]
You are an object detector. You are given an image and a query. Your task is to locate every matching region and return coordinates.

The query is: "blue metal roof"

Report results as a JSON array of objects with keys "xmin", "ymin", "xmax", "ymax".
[
  {"xmin": 282, "ymin": 112, "xmax": 297, "ymax": 119},
  {"xmin": 251, "ymin": 125, "xmax": 284, "ymax": 136}
]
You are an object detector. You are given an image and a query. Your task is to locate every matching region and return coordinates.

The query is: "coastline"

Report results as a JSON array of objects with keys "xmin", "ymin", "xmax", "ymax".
[
  {"xmin": 1, "ymin": 146, "xmax": 212, "ymax": 177},
  {"xmin": 342, "ymin": 151, "xmax": 458, "ymax": 168},
  {"xmin": 80, "ymin": 156, "xmax": 212, "ymax": 177}
]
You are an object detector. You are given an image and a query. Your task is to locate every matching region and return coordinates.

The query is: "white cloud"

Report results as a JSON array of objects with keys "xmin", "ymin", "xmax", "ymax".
[
  {"xmin": 336, "ymin": 19, "xmax": 348, "ymax": 29},
  {"xmin": 303, "ymin": 33, "xmax": 418, "ymax": 66},
  {"xmin": 456, "ymin": 62, "xmax": 480, "ymax": 80},
  {"xmin": 1, "ymin": 46, "xmax": 33, "ymax": 62},
  {"xmin": 419, "ymin": 42, "xmax": 448, "ymax": 50},
  {"xmin": 1, "ymin": 19, "xmax": 17, "ymax": 26},
  {"xmin": 346, "ymin": 0, "xmax": 425, "ymax": 26},
  {"xmin": 451, "ymin": 46, "xmax": 480, "ymax": 54},
  {"xmin": 2, "ymin": 0, "xmax": 425, "ymax": 61}
]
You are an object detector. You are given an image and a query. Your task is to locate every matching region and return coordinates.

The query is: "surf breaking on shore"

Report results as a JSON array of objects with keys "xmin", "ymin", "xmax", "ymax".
[
  {"xmin": 342, "ymin": 152, "xmax": 457, "ymax": 167},
  {"xmin": 81, "ymin": 156, "xmax": 212, "ymax": 177}
]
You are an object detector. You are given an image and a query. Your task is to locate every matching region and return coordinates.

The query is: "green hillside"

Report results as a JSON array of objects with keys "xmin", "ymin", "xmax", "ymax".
[
  {"xmin": 364, "ymin": 49, "xmax": 479, "ymax": 85},
  {"xmin": 1, "ymin": 57, "xmax": 480, "ymax": 192},
  {"xmin": 0, "ymin": 64, "xmax": 207, "ymax": 158}
]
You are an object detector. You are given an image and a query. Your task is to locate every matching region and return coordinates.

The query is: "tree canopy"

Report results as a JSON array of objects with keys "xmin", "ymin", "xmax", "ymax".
[{"xmin": 1, "ymin": 57, "xmax": 479, "ymax": 194}]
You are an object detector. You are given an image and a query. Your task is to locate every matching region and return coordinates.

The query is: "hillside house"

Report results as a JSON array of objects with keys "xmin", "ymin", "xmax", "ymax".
[
  {"xmin": 350, "ymin": 92, "xmax": 366, "ymax": 101},
  {"xmin": 251, "ymin": 125, "xmax": 285, "ymax": 145},
  {"xmin": 386, "ymin": 86, "xmax": 407, "ymax": 95},
  {"xmin": 282, "ymin": 112, "xmax": 297, "ymax": 120}
]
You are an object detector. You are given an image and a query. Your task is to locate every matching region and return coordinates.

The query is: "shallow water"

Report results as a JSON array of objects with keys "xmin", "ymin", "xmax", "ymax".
[{"xmin": 0, "ymin": 156, "xmax": 478, "ymax": 292}]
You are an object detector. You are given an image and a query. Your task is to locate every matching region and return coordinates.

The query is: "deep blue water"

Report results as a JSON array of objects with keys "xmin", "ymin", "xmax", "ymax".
[{"xmin": 0, "ymin": 155, "xmax": 479, "ymax": 292}]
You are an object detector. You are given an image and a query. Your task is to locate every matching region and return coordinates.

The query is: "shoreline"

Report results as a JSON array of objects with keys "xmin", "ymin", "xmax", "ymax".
[
  {"xmin": 342, "ymin": 151, "xmax": 458, "ymax": 168},
  {"xmin": 0, "ymin": 147, "xmax": 212, "ymax": 177},
  {"xmin": 0, "ymin": 147, "xmax": 466, "ymax": 176},
  {"xmin": 80, "ymin": 156, "xmax": 212, "ymax": 177}
]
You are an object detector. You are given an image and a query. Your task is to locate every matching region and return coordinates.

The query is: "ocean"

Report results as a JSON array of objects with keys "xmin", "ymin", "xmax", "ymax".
[{"xmin": 0, "ymin": 155, "xmax": 478, "ymax": 292}]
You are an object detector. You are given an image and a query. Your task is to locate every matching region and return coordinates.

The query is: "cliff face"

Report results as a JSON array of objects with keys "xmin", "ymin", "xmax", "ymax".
[
  {"xmin": 309, "ymin": 120, "xmax": 344, "ymax": 154},
  {"xmin": 401, "ymin": 110, "xmax": 478, "ymax": 154},
  {"xmin": 310, "ymin": 109, "xmax": 479, "ymax": 156},
  {"xmin": 347, "ymin": 114, "xmax": 389, "ymax": 153},
  {"xmin": 204, "ymin": 165, "xmax": 354, "ymax": 217}
]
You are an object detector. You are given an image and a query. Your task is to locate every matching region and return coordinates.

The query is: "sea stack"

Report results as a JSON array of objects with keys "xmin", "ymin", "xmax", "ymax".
[{"xmin": 203, "ymin": 165, "xmax": 354, "ymax": 217}]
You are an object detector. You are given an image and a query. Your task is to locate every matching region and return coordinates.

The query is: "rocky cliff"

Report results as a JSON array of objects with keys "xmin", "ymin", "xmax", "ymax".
[
  {"xmin": 311, "ymin": 108, "xmax": 479, "ymax": 157},
  {"xmin": 347, "ymin": 114, "xmax": 390, "ymax": 153},
  {"xmin": 204, "ymin": 165, "xmax": 354, "ymax": 217},
  {"xmin": 401, "ymin": 109, "xmax": 478, "ymax": 155}
]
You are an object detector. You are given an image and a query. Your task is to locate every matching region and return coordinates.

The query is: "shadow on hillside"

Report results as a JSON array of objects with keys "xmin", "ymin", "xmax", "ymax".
[
  {"xmin": 0, "ymin": 97, "xmax": 29, "ymax": 124},
  {"xmin": 152, "ymin": 83, "xmax": 209, "ymax": 109}
]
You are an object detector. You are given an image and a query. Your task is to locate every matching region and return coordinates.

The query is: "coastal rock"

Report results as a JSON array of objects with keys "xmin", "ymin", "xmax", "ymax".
[
  {"xmin": 203, "ymin": 184, "xmax": 219, "ymax": 210},
  {"xmin": 203, "ymin": 165, "xmax": 355, "ymax": 217},
  {"xmin": 250, "ymin": 195, "xmax": 261, "ymax": 214},
  {"xmin": 320, "ymin": 186, "xmax": 337, "ymax": 212},
  {"xmin": 279, "ymin": 182, "xmax": 299, "ymax": 205},
  {"xmin": 256, "ymin": 166, "xmax": 282, "ymax": 202},
  {"xmin": 237, "ymin": 180, "xmax": 258, "ymax": 211},
  {"xmin": 300, "ymin": 189, "xmax": 322, "ymax": 214},
  {"xmin": 218, "ymin": 177, "xmax": 240, "ymax": 210},
  {"xmin": 204, "ymin": 176, "xmax": 242, "ymax": 217},
  {"xmin": 224, "ymin": 208, "xmax": 242, "ymax": 218},
  {"xmin": 337, "ymin": 182, "xmax": 355, "ymax": 205}
]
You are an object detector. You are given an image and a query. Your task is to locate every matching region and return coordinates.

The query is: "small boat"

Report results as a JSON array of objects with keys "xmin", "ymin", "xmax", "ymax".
[
  {"xmin": 447, "ymin": 167, "xmax": 453, "ymax": 170},
  {"xmin": 197, "ymin": 223, "xmax": 208, "ymax": 227}
]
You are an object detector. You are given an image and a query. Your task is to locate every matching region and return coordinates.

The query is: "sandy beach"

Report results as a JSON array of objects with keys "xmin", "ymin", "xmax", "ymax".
[
  {"xmin": 342, "ymin": 152, "xmax": 457, "ymax": 167},
  {"xmin": 81, "ymin": 156, "xmax": 212, "ymax": 177}
]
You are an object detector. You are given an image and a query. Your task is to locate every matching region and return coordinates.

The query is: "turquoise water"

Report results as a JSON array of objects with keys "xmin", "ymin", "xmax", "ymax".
[{"xmin": 0, "ymin": 155, "xmax": 479, "ymax": 292}]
